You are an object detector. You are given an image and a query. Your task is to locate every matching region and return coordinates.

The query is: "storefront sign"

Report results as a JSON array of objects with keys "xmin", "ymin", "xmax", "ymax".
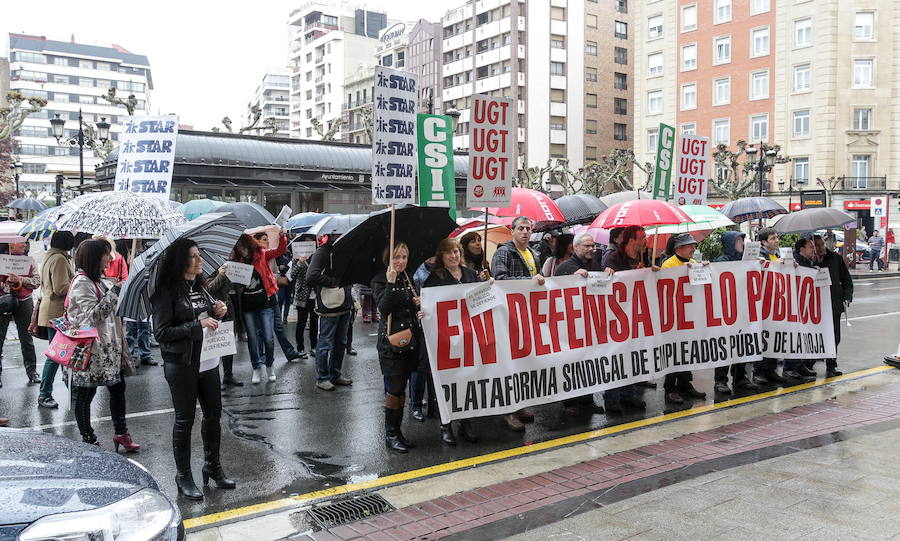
[
  {"xmin": 844, "ymin": 200, "xmax": 870, "ymax": 211},
  {"xmin": 417, "ymin": 114, "xmax": 457, "ymax": 220},
  {"xmin": 467, "ymin": 94, "xmax": 514, "ymax": 208},
  {"xmin": 114, "ymin": 115, "xmax": 179, "ymax": 200},
  {"xmin": 800, "ymin": 190, "xmax": 826, "ymax": 209},
  {"xmin": 372, "ymin": 67, "xmax": 418, "ymax": 205}
]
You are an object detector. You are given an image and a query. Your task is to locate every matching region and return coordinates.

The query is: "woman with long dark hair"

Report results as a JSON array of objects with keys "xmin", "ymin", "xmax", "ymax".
[
  {"xmin": 459, "ymin": 231, "xmax": 490, "ymax": 274},
  {"xmin": 151, "ymin": 238, "xmax": 233, "ymax": 501},
  {"xmin": 66, "ymin": 239, "xmax": 138, "ymax": 450}
]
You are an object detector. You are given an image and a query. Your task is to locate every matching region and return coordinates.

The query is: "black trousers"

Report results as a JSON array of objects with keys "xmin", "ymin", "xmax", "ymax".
[
  {"xmin": 163, "ymin": 357, "xmax": 222, "ymax": 472},
  {"xmin": 664, "ymin": 371, "xmax": 693, "ymax": 392},
  {"xmin": 72, "ymin": 380, "xmax": 127, "ymax": 441},
  {"xmin": 715, "ymin": 363, "xmax": 748, "ymax": 383},
  {"xmin": 295, "ymin": 303, "xmax": 318, "ymax": 352}
]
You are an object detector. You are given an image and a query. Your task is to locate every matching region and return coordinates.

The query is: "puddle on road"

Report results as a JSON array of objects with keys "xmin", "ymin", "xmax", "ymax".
[{"xmin": 294, "ymin": 451, "xmax": 365, "ymax": 484}]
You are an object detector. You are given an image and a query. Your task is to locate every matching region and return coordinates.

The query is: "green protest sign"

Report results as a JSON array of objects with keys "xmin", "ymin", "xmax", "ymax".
[
  {"xmin": 417, "ymin": 114, "xmax": 457, "ymax": 220},
  {"xmin": 652, "ymin": 123, "xmax": 675, "ymax": 200}
]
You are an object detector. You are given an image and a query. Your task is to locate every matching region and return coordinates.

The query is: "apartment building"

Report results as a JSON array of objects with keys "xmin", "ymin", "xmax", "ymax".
[
  {"xmin": 408, "ymin": 20, "xmax": 444, "ymax": 114},
  {"xmin": 7, "ymin": 33, "xmax": 152, "ymax": 194},
  {"xmin": 245, "ymin": 70, "xmax": 291, "ymax": 137},
  {"xmin": 287, "ymin": 2, "xmax": 387, "ymax": 140},
  {"xmin": 341, "ymin": 65, "xmax": 374, "ymax": 144}
]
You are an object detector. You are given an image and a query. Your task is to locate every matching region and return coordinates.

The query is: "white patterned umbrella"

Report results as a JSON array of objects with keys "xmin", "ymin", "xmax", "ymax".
[{"xmin": 53, "ymin": 191, "xmax": 187, "ymax": 239}]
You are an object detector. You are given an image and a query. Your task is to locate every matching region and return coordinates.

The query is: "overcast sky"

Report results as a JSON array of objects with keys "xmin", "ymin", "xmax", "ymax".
[{"xmin": 2, "ymin": 1, "xmax": 448, "ymax": 129}]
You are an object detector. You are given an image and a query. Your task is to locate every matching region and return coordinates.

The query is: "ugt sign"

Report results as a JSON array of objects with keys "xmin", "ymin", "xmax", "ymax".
[
  {"xmin": 673, "ymin": 135, "xmax": 709, "ymax": 205},
  {"xmin": 467, "ymin": 94, "xmax": 513, "ymax": 207}
]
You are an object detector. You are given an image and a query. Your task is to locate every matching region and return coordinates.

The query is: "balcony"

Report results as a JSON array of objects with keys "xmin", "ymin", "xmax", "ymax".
[{"xmin": 839, "ymin": 176, "xmax": 886, "ymax": 191}]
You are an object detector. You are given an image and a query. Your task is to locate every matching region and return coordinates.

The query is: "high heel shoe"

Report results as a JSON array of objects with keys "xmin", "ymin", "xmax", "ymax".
[
  {"xmin": 175, "ymin": 472, "xmax": 203, "ymax": 501},
  {"xmin": 201, "ymin": 464, "xmax": 236, "ymax": 489},
  {"xmin": 112, "ymin": 433, "xmax": 141, "ymax": 453}
]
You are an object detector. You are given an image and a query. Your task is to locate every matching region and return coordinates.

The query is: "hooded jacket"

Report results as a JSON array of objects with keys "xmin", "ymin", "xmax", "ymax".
[{"xmin": 715, "ymin": 231, "xmax": 745, "ymax": 262}]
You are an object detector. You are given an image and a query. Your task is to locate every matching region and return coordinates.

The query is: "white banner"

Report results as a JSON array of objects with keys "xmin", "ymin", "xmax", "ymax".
[
  {"xmin": 421, "ymin": 261, "xmax": 835, "ymax": 423},
  {"xmin": 114, "ymin": 115, "xmax": 179, "ymax": 200},
  {"xmin": 674, "ymin": 135, "xmax": 710, "ymax": 206},
  {"xmin": 0, "ymin": 255, "xmax": 33, "ymax": 276},
  {"xmin": 372, "ymin": 67, "xmax": 418, "ymax": 205},
  {"xmin": 200, "ymin": 321, "xmax": 237, "ymax": 362},
  {"xmin": 466, "ymin": 94, "xmax": 514, "ymax": 208}
]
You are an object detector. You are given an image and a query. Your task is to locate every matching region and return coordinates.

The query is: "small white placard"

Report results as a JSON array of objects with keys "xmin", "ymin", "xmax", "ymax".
[
  {"xmin": 200, "ymin": 321, "xmax": 237, "ymax": 362},
  {"xmin": 465, "ymin": 281, "xmax": 501, "ymax": 317},
  {"xmin": 275, "ymin": 205, "xmax": 293, "ymax": 228},
  {"xmin": 742, "ymin": 241, "xmax": 761, "ymax": 261},
  {"xmin": 779, "ymin": 247, "xmax": 794, "ymax": 260},
  {"xmin": 688, "ymin": 265, "xmax": 713, "ymax": 286},
  {"xmin": 292, "ymin": 241, "xmax": 317, "ymax": 259},
  {"xmin": 586, "ymin": 272, "xmax": 613, "ymax": 295},
  {"xmin": 223, "ymin": 262, "xmax": 254, "ymax": 286},
  {"xmin": 815, "ymin": 267, "xmax": 832, "ymax": 287},
  {"xmin": 0, "ymin": 254, "xmax": 34, "ymax": 276}
]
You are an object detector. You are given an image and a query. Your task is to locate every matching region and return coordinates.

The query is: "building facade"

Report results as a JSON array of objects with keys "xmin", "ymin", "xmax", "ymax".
[
  {"xmin": 288, "ymin": 2, "xmax": 387, "ymax": 140},
  {"xmin": 408, "ymin": 19, "xmax": 444, "ymax": 114},
  {"xmin": 7, "ymin": 33, "xmax": 152, "ymax": 195},
  {"xmin": 245, "ymin": 70, "xmax": 291, "ymax": 137},
  {"xmin": 341, "ymin": 65, "xmax": 374, "ymax": 144}
]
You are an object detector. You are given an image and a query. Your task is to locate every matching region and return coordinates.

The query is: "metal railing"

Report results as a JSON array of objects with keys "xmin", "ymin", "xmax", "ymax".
[{"xmin": 840, "ymin": 176, "xmax": 886, "ymax": 190}]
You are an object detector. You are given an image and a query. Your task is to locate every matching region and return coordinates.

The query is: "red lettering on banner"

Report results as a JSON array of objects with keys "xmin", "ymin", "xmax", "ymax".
[
  {"xmin": 563, "ymin": 287, "xmax": 584, "ymax": 349},
  {"xmin": 675, "ymin": 276, "xmax": 694, "ymax": 330},
  {"xmin": 459, "ymin": 301, "xmax": 475, "ymax": 366},
  {"xmin": 436, "ymin": 300, "xmax": 460, "ymax": 370},
  {"xmin": 808, "ymin": 277, "xmax": 821, "ymax": 323},
  {"xmin": 747, "ymin": 270, "xmax": 762, "ymax": 322},
  {"xmin": 529, "ymin": 290, "xmax": 550, "ymax": 356},
  {"xmin": 773, "ymin": 273, "xmax": 786, "ymax": 321},
  {"xmin": 473, "ymin": 99, "xmax": 510, "ymax": 124},
  {"xmin": 471, "ymin": 128, "xmax": 509, "ymax": 153},
  {"xmin": 508, "ymin": 294, "xmax": 531, "ymax": 360},
  {"xmin": 657, "ymin": 279, "xmax": 676, "ymax": 332},
  {"xmin": 547, "ymin": 288, "xmax": 565, "ymax": 353},
  {"xmin": 761, "ymin": 270, "xmax": 775, "ymax": 319},
  {"xmin": 469, "ymin": 311, "xmax": 497, "ymax": 365},
  {"xmin": 582, "ymin": 289, "xmax": 609, "ymax": 346},
  {"xmin": 632, "ymin": 281, "xmax": 654, "ymax": 337},
  {"xmin": 608, "ymin": 282, "xmax": 629, "ymax": 342},
  {"xmin": 786, "ymin": 275, "xmax": 799, "ymax": 323},
  {"xmin": 704, "ymin": 284, "xmax": 722, "ymax": 327},
  {"xmin": 720, "ymin": 272, "xmax": 738, "ymax": 325}
]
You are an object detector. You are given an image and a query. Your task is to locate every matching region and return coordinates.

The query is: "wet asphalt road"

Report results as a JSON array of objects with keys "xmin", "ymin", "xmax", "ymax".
[{"xmin": 1, "ymin": 276, "xmax": 899, "ymax": 520}]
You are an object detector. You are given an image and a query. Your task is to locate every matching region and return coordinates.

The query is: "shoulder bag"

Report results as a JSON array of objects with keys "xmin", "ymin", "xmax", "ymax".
[
  {"xmin": 45, "ymin": 274, "xmax": 101, "ymax": 371},
  {"xmin": 386, "ymin": 272, "xmax": 416, "ymax": 353}
]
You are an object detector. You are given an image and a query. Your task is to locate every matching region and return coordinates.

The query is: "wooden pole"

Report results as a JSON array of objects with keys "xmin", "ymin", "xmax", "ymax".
[
  {"xmin": 129, "ymin": 238, "xmax": 139, "ymax": 267},
  {"xmin": 483, "ymin": 207, "xmax": 489, "ymax": 269},
  {"xmin": 389, "ymin": 204, "xmax": 396, "ymax": 270},
  {"xmin": 651, "ymin": 225, "xmax": 659, "ymax": 266}
]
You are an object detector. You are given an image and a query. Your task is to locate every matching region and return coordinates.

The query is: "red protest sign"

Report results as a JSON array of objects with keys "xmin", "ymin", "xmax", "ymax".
[
  {"xmin": 674, "ymin": 135, "xmax": 710, "ymax": 206},
  {"xmin": 467, "ymin": 94, "xmax": 514, "ymax": 208}
]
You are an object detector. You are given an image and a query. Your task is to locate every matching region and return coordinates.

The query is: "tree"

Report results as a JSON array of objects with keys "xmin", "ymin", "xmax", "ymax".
[
  {"xmin": 561, "ymin": 150, "xmax": 652, "ymax": 197},
  {"xmin": 101, "ymin": 88, "xmax": 138, "ymax": 116},
  {"xmin": 815, "ymin": 176, "xmax": 841, "ymax": 207},
  {"xmin": 0, "ymin": 137, "xmax": 17, "ymax": 205},
  {"xmin": 311, "ymin": 117, "xmax": 342, "ymax": 141},
  {"xmin": 709, "ymin": 140, "xmax": 790, "ymax": 200},
  {"xmin": 1, "ymin": 91, "xmax": 47, "ymax": 141}
]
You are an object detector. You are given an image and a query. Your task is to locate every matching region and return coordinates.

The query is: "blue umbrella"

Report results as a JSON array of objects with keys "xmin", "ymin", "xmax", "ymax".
[
  {"xmin": 7, "ymin": 197, "xmax": 48, "ymax": 212},
  {"xmin": 180, "ymin": 199, "xmax": 225, "ymax": 221},
  {"xmin": 286, "ymin": 212, "xmax": 337, "ymax": 234},
  {"xmin": 721, "ymin": 197, "xmax": 788, "ymax": 224},
  {"xmin": 19, "ymin": 207, "xmax": 59, "ymax": 240}
]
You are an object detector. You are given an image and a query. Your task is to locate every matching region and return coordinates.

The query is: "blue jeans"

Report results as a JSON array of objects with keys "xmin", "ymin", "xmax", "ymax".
[
  {"xmin": 243, "ymin": 307, "xmax": 276, "ymax": 369},
  {"xmin": 125, "ymin": 320, "xmax": 152, "ymax": 361},
  {"xmin": 39, "ymin": 327, "xmax": 59, "ymax": 399},
  {"xmin": 315, "ymin": 313, "xmax": 350, "ymax": 382},
  {"xmin": 271, "ymin": 309, "xmax": 299, "ymax": 359},
  {"xmin": 870, "ymin": 249, "xmax": 884, "ymax": 270}
]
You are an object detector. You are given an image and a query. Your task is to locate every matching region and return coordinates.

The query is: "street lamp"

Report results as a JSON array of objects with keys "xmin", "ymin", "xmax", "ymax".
[
  {"xmin": 9, "ymin": 160, "xmax": 23, "ymax": 198},
  {"xmin": 50, "ymin": 110, "xmax": 110, "ymax": 188},
  {"xmin": 745, "ymin": 142, "xmax": 783, "ymax": 197},
  {"xmin": 777, "ymin": 176, "xmax": 806, "ymax": 211}
]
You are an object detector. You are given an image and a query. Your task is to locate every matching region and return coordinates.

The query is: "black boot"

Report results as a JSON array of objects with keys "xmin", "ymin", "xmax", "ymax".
[
  {"xmin": 173, "ymin": 427, "xmax": 203, "ymax": 500},
  {"xmin": 384, "ymin": 407, "xmax": 408, "ymax": 453},
  {"xmin": 395, "ymin": 394, "xmax": 415, "ymax": 449},
  {"xmin": 458, "ymin": 419, "xmax": 479, "ymax": 443},
  {"xmin": 826, "ymin": 359, "xmax": 842, "ymax": 378},
  {"xmin": 201, "ymin": 419, "xmax": 236, "ymax": 489},
  {"xmin": 440, "ymin": 424, "xmax": 457, "ymax": 445}
]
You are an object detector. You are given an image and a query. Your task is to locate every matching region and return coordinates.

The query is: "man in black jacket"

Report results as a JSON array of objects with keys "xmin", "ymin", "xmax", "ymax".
[
  {"xmin": 306, "ymin": 236, "xmax": 354, "ymax": 391},
  {"xmin": 814, "ymin": 234, "xmax": 852, "ymax": 377}
]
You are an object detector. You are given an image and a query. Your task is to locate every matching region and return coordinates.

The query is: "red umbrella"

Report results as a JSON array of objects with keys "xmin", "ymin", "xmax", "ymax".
[
  {"xmin": 472, "ymin": 188, "xmax": 566, "ymax": 230},
  {"xmin": 591, "ymin": 199, "xmax": 693, "ymax": 230}
]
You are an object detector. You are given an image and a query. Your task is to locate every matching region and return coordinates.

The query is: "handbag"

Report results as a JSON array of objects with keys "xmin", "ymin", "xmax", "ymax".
[
  {"xmin": 319, "ymin": 252, "xmax": 345, "ymax": 309},
  {"xmin": 0, "ymin": 293, "xmax": 18, "ymax": 315},
  {"xmin": 45, "ymin": 273, "xmax": 101, "ymax": 371},
  {"xmin": 28, "ymin": 297, "xmax": 49, "ymax": 340},
  {"xmin": 386, "ymin": 272, "xmax": 416, "ymax": 353}
]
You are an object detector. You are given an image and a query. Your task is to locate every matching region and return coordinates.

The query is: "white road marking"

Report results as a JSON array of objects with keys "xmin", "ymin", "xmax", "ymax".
[
  {"xmin": 29, "ymin": 406, "xmax": 177, "ymax": 431},
  {"xmin": 847, "ymin": 311, "xmax": 900, "ymax": 322}
]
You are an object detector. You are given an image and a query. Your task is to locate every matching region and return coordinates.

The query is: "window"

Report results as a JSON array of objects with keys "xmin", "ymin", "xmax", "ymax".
[
  {"xmin": 794, "ymin": 18, "xmax": 812, "ymax": 47},
  {"xmin": 615, "ymin": 21, "xmax": 628, "ymax": 39},
  {"xmin": 551, "ymin": 7, "xmax": 566, "ymax": 21},
  {"xmin": 751, "ymin": 113, "xmax": 769, "ymax": 141},
  {"xmin": 477, "ymin": 11, "xmax": 492, "ymax": 26},
  {"xmin": 792, "ymin": 158, "xmax": 809, "ymax": 184},
  {"xmin": 751, "ymin": 27, "xmax": 770, "ymax": 57},
  {"xmin": 681, "ymin": 83, "xmax": 697, "ymax": 110},
  {"xmin": 586, "ymin": 67, "xmax": 598, "ymax": 81},
  {"xmin": 647, "ymin": 90, "xmax": 662, "ymax": 114},
  {"xmin": 648, "ymin": 53, "xmax": 663, "ymax": 76},
  {"xmin": 23, "ymin": 163, "xmax": 46, "ymax": 174},
  {"xmin": 550, "ymin": 116, "xmax": 566, "ymax": 130},
  {"xmin": 853, "ymin": 108, "xmax": 872, "ymax": 130},
  {"xmin": 714, "ymin": 36, "xmax": 731, "ymax": 64},
  {"xmin": 853, "ymin": 59, "xmax": 874, "ymax": 88},
  {"xmin": 616, "ymin": 0, "xmax": 627, "ymax": 14},
  {"xmin": 714, "ymin": 119, "xmax": 730, "ymax": 144},
  {"xmin": 550, "ymin": 144, "xmax": 566, "ymax": 158},
  {"xmin": 551, "ymin": 89, "xmax": 566, "ymax": 103},
  {"xmin": 586, "ymin": 41, "xmax": 597, "ymax": 56},
  {"xmin": 751, "ymin": 0, "xmax": 769, "ymax": 15},
  {"xmin": 614, "ymin": 97, "xmax": 628, "ymax": 115},
  {"xmin": 382, "ymin": 54, "xmax": 393, "ymax": 67},
  {"xmin": 614, "ymin": 47, "xmax": 628, "ymax": 64},
  {"xmin": 648, "ymin": 15, "xmax": 663, "ymax": 39},
  {"xmin": 750, "ymin": 70, "xmax": 769, "ymax": 100},
  {"xmin": 681, "ymin": 4, "xmax": 697, "ymax": 31},
  {"xmin": 586, "ymin": 93, "xmax": 598, "ymax": 108},
  {"xmin": 586, "ymin": 120, "xmax": 598, "ymax": 134},
  {"xmin": 647, "ymin": 128, "xmax": 659, "ymax": 152},
  {"xmin": 793, "ymin": 110, "xmax": 810, "ymax": 137},
  {"xmin": 714, "ymin": 77, "xmax": 730, "ymax": 105},
  {"xmin": 681, "ymin": 123, "xmax": 697, "ymax": 136},
  {"xmin": 854, "ymin": 12, "xmax": 874, "ymax": 40},
  {"xmin": 477, "ymin": 65, "xmax": 490, "ymax": 79},
  {"xmin": 397, "ymin": 51, "xmax": 405, "ymax": 68},
  {"xmin": 793, "ymin": 64, "xmax": 811, "ymax": 92},
  {"xmin": 681, "ymin": 44, "xmax": 696, "ymax": 71},
  {"xmin": 550, "ymin": 62, "xmax": 565, "ymax": 76},
  {"xmin": 614, "ymin": 123, "xmax": 628, "ymax": 141},
  {"xmin": 715, "ymin": 0, "xmax": 731, "ymax": 23},
  {"xmin": 586, "ymin": 146, "xmax": 598, "ymax": 160},
  {"xmin": 14, "ymin": 51, "xmax": 46, "ymax": 63},
  {"xmin": 551, "ymin": 36, "xmax": 566, "ymax": 49},
  {"xmin": 587, "ymin": 14, "xmax": 598, "ymax": 28},
  {"xmin": 614, "ymin": 72, "xmax": 628, "ymax": 89},
  {"xmin": 851, "ymin": 155, "xmax": 870, "ymax": 181}
]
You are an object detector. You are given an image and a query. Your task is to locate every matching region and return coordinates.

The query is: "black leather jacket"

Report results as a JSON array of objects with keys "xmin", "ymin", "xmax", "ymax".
[{"xmin": 150, "ymin": 279, "xmax": 212, "ymax": 365}]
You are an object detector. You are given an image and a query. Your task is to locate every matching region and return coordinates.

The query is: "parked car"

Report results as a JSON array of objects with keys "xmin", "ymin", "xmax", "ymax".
[
  {"xmin": 817, "ymin": 230, "xmax": 868, "ymax": 262},
  {"xmin": 0, "ymin": 430, "xmax": 183, "ymax": 540}
]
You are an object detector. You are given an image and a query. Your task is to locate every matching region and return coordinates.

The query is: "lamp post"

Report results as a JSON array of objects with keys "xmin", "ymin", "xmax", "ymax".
[
  {"xmin": 9, "ymin": 161, "xmax": 23, "ymax": 198},
  {"xmin": 49, "ymin": 110, "xmax": 110, "ymax": 188},
  {"xmin": 777, "ymin": 176, "xmax": 806, "ymax": 211},
  {"xmin": 744, "ymin": 142, "xmax": 780, "ymax": 197}
]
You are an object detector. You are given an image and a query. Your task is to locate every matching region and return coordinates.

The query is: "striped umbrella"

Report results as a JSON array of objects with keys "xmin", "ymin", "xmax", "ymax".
[
  {"xmin": 116, "ymin": 212, "xmax": 245, "ymax": 319},
  {"xmin": 19, "ymin": 207, "xmax": 59, "ymax": 241}
]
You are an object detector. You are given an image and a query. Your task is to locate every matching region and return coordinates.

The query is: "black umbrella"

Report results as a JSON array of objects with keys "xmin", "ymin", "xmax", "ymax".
[
  {"xmin": 553, "ymin": 194, "xmax": 608, "ymax": 226},
  {"xmin": 216, "ymin": 202, "xmax": 276, "ymax": 228},
  {"xmin": 6, "ymin": 198, "xmax": 48, "ymax": 212},
  {"xmin": 331, "ymin": 206, "xmax": 457, "ymax": 286}
]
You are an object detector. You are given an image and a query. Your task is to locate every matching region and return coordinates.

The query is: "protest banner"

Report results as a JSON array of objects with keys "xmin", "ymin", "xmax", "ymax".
[
  {"xmin": 421, "ymin": 261, "xmax": 835, "ymax": 423},
  {"xmin": 292, "ymin": 241, "xmax": 317, "ymax": 259},
  {"xmin": 224, "ymin": 262, "xmax": 254, "ymax": 286},
  {"xmin": 652, "ymin": 123, "xmax": 675, "ymax": 200},
  {"xmin": 0, "ymin": 255, "xmax": 33, "ymax": 276},
  {"xmin": 200, "ymin": 321, "xmax": 237, "ymax": 362},
  {"xmin": 372, "ymin": 67, "xmax": 418, "ymax": 205},
  {"xmin": 114, "ymin": 115, "xmax": 178, "ymax": 200},
  {"xmin": 466, "ymin": 94, "xmax": 513, "ymax": 208},
  {"xmin": 674, "ymin": 135, "xmax": 710, "ymax": 205},
  {"xmin": 417, "ymin": 114, "xmax": 457, "ymax": 220}
]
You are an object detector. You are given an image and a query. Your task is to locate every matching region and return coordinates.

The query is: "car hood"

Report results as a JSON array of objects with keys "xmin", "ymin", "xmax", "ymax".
[{"xmin": 0, "ymin": 430, "xmax": 158, "ymax": 525}]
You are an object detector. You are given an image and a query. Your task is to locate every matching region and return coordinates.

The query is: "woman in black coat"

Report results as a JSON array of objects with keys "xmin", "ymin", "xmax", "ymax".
[
  {"xmin": 371, "ymin": 242, "xmax": 422, "ymax": 453},
  {"xmin": 150, "ymin": 238, "xmax": 235, "ymax": 501}
]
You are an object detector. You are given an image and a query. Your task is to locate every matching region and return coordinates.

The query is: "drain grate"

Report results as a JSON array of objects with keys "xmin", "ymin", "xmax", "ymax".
[{"xmin": 306, "ymin": 493, "xmax": 395, "ymax": 530}]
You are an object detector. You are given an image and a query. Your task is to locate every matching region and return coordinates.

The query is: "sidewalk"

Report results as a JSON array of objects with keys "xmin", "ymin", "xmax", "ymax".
[{"xmin": 258, "ymin": 368, "xmax": 900, "ymax": 541}]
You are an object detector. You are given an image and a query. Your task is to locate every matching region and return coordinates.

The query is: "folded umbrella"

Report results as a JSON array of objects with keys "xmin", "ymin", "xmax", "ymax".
[
  {"xmin": 332, "ymin": 206, "xmax": 457, "ymax": 287},
  {"xmin": 773, "ymin": 207, "xmax": 856, "ymax": 234},
  {"xmin": 554, "ymin": 194, "xmax": 608, "ymax": 226},
  {"xmin": 6, "ymin": 198, "xmax": 48, "ymax": 212},
  {"xmin": 216, "ymin": 202, "xmax": 276, "ymax": 228},
  {"xmin": 53, "ymin": 191, "xmax": 187, "ymax": 239},
  {"xmin": 721, "ymin": 197, "xmax": 787, "ymax": 224}
]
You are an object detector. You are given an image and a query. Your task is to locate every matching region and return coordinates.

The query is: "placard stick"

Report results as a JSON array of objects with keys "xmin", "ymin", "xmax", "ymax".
[
  {"xmin": 483, "ymin": 207, "xmax": 489, "ymax": 269},
  {"xmin": 389, "ymin": 204, "xmax": 396, "ymax": 271}
]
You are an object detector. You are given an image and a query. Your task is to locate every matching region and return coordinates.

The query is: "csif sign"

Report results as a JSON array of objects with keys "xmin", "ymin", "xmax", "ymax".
[
  {"xmin": 652, "ymin": 123, "xmax": 675, "ymax": 200},
  {"xmin": 417, "ymin": 114, "xmax": 457, "ymax": 219}
]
